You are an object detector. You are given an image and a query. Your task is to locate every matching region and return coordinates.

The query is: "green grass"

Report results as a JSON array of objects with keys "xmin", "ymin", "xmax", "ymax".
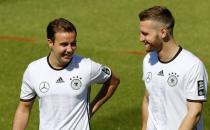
[{"xmin": 0, "ymin": 0, "xmax": 210, "ymax": 130}]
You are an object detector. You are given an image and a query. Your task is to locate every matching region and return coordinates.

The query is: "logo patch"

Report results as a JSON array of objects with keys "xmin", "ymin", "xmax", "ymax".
[
  {"xmin": 157, "ymin": 70, "xmax": 164, "ymax": 76},
  {"xmin": 167, "ymin": 72, "xmax": 179, "ymax": 87},
  {"xmin": 146, "ymin": 72, "xmax": 152, "ymax": 83},
  {"xmin": 102, "ymin": 66, "xmax": 111, "ymax": 75},
  {"xmin": 56, "ymin": 77, "xmax": 64, "ymax": 83},
  {"xmin": 39, "ymin": 82, "xmax": 50, "ymax": 93},
  {"xmin": 198, "ymin": 80, "xmax": 205, "ymax": 96},
  {"xmin": 70, "ymin": 76, "xmax": 82, "ymax": 90}
]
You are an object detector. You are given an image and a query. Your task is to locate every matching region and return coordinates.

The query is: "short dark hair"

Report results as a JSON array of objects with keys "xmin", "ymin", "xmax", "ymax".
[
  {"xmin": 139, "ymin": 6, "xmax": 175, "ymax": 35},
  {"xmin": 47, "ymin": 18, "xmax": 77, "ymax": 42}
]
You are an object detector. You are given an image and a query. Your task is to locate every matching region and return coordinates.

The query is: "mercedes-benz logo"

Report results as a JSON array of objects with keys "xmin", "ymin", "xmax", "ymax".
[
  {"xmin": 146, "ymin": 72, "xmax": 152, "ymax": 83},
  {"xmin": 39, "ymin": 82, "xmax": 50, "ymax": 93}
]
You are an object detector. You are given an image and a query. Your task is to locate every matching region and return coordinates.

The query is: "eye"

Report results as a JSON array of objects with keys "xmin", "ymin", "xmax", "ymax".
[
  {"xmin": 60, "ymin": 42, "xmax": 68, "ymax": 47},
  {"xmin": 71, "ymin": 40, "xmax": 77, "ymax": 46},
  {"xmin": 141, "ymin": 31, "xmax": 148, "ymax": 36}
]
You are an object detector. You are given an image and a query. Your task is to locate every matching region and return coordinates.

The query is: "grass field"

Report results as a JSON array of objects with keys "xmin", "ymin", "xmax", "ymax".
[{"xmin": 0, "ymin": 0, "xmax": 210, "ymax": 130}]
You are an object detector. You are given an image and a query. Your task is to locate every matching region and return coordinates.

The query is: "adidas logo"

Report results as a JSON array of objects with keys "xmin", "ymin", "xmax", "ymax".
[
  {"xmin": 56, "ymin": 77, "xmax": 64, "ymax": 83},
  {"xmin": 157, "ymin": 70, "xmax": 164, "ymax": 76}
]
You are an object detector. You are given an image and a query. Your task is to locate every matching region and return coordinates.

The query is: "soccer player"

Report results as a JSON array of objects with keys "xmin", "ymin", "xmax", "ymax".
[
  {"xmin": 12, "ymin": 18, "xmax": 120, "ymax": 130},
  {"xmin": 139, "ymin": 6, "xmax": 208, "ymax": 130}
]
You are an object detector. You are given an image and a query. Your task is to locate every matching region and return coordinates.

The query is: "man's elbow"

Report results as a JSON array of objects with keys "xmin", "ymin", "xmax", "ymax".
[{"xmin": 112, "ymin": 74, "xmax": 120, "ymax": 87}]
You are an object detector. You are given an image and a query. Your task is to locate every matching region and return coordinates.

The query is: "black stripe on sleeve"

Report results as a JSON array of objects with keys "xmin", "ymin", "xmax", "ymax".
[
  {"xmin": 187, "ymin": 99, "xmax": 207, "ymax": 102},
  {"xmin": 20, "ymin": 95, "xmax": 36, "ymax": 102},
  {"xmin": 104, "ymin": 71, "xmax": 112, "ymax": 84}
]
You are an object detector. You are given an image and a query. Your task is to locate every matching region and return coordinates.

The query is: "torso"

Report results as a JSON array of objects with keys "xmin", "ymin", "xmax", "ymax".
[
  {"xmin": 22, "ymin": 55, "xmax": 92, "ymax": 130},
  {"xmin": 142, "ymin": 48, "xmax": 207, "ymax": 130}
]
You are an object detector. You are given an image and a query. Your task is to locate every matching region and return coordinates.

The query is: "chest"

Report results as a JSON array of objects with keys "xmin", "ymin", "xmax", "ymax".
[
  {"xmin": 144, "ymin": 63, "xmax": 187, "ymax": 94},
  {"xmin": 31, "ymin": 68, "xmax": 90, "ymax": 98}
]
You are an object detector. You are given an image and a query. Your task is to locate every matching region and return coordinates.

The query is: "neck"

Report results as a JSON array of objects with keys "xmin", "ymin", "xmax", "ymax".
[
  {"xmin": 158, "ymin": 39, "xmax": 180, "ymax": 62},
  {"xmin": 48, "ymin": 53, "xmax": 70, "ymax": 70}
]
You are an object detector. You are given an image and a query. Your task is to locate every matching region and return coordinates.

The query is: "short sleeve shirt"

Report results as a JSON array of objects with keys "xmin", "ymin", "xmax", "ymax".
[
  {"xmin": 142, "ymin": 48, "xmax": 208, "ymax": 130},
  {"xmin": 20, "ymin": 55, "xmax": 112, "ymax": 130}
]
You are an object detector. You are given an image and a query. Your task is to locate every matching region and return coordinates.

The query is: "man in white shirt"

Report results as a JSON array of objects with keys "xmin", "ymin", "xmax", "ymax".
[
  {"xmin": 139, "ymin": 6, "xmax": 208, "ymax": 130},
  {"xmin": 13, "ymin": 18, "xmax": 120, "ymax": 130}
]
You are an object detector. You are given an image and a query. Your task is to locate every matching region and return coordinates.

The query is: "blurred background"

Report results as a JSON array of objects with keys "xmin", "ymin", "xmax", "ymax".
[{"xmin": 0, "ymin": 0, "xmax": 209, "ymax": 129}]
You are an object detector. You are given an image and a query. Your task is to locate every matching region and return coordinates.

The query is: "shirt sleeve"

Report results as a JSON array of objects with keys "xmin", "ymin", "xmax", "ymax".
[
  {"xmin": 142, "ymin": 58, "xmax": 146, "ymax": 81},
  {"xmin": 89, "ymin": 60, "xmax": 112, "ymax": 84},
  {"xmin": 185, "ymin": 61, "xmax": 208, "ymax": 101},
  {"xmin": 20, "ymin": 66, "xmax": 36, "ymax": 101}
]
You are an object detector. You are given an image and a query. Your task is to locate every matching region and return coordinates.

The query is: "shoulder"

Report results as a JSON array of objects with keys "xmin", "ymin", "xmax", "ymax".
[
  {"xmin": 71, "ymin": 55, "xmax": 101, "ymax": 70},
  {"xmin": 73, "ymin": 55, "xmax": 105, "ymax": 69},
  {"xmin": 22, "ymin": 57, "xmax": 47, "ymax": 78},
  {"xmin": 179, "ymin": 49, "xmax": 203, "ymax": 66},
  {"xmin": 74, "ymin": 54, "xmax": 102, "ymax": 63},
  {"xmin": 143, "ymin": 51, "xmax": 158, "ymax": 65},
  {"xmin": 72, "ymin": 55, "xmax": 93, "ymax": 64},
  {"xmin": 27, "ymin": 57, "xmax": 47, "ymax": 71},
  {"xmin": 178, "ymin": 49, "xmax": 207, "ymax": 75}
]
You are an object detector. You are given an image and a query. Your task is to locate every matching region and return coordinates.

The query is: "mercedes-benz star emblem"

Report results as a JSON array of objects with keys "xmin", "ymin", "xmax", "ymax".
[
  {"xmin": 146, "ymin": 72, "xmax": 152, "ymax": 83},
  {"xmin": 39, "ymin": 82, "xmax": 50, "ymax": 93}
]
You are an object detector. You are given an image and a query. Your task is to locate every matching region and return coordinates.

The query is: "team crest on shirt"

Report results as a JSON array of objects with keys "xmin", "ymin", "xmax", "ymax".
[
  {"xmin": 39, "ymin": 81, "xmax": 50, "ymax": 93},
  {"xmin": 167, "ymin": 72, "xmax": 179, "ymax": 87},
  {"xmin": 70, "ymin": 76, "xmax": 82, "ymax": 90}
]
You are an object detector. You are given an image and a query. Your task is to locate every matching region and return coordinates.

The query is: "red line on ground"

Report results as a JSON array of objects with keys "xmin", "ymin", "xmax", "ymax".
[
  {"xmin": 0, "ymin": 35, "xmax": 35, "ymax": 43},
  {"xmin": 126, "ymin": 50, "xmax": 146, "ymax": 55}
]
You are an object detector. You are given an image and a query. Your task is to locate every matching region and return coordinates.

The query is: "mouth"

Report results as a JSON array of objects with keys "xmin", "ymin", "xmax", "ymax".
[
  {"xmin": 143, "ymin": 40, "xmax": 149, "ymax": 45},
  {"xmin": 63, "ymin": 53, "xmax": 72, "ymax": 59},
  {"xmin": 143, "ymin": 41, "xmax": 150, "ymax": 47},
  {"xmin": 142, "ymin": 41, "xmax": 151, "ymax": 51}
]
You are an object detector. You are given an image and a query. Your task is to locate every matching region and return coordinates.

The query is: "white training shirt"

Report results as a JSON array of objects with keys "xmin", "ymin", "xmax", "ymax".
[
  {"xmin": 20, "ymin": 55, "xmax": 112, "ymax": 130},
  {"xmin": 142, "ymin": 47, "xmax": 208, "ymax": 130}
]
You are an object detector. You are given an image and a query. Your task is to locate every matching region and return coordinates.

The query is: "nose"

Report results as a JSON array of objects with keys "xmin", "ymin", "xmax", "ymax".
[
  {"xmin": 139, "ymin": 33, "xmax": 144, "ymax": 42},
  {"xmin": 66, "ymin": 44, "xmax": 73, "ymax": 52}
]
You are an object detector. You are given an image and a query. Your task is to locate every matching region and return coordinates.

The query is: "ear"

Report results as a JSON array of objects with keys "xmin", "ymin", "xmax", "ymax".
[
  {"xmin": 160, "ymin": 28, "xmax": 167, "ymax": 39},
  {"xmin": 47, "ymin": 39, "xmax": 54, "ymax": 49}
]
